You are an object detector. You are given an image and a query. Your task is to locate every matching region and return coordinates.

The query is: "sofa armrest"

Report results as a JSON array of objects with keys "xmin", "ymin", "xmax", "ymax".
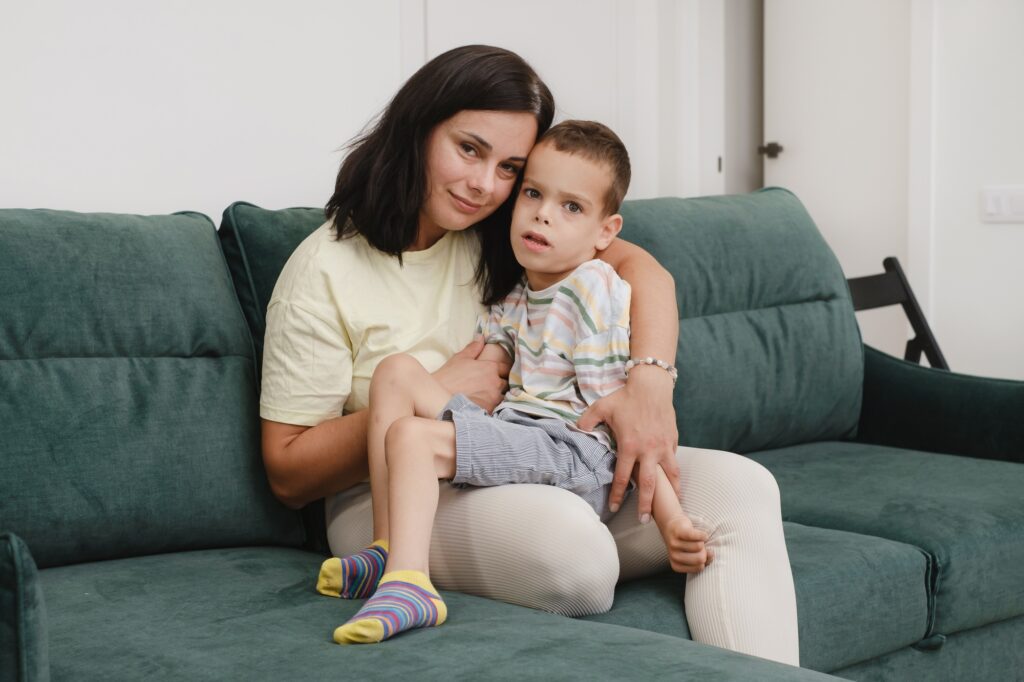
[
  {"xmin": 0, "ymin": 533, "xmax": 49, "ymax": 682},
  {"xmin": 854, "ymin": 345, "xmax": 1024, "ymax": 463}
]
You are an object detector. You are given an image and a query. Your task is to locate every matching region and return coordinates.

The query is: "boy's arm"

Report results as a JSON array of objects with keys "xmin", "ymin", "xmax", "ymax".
[{"xmin": 651, "ymin": 466, "xmax": 713, "ymax": 574}]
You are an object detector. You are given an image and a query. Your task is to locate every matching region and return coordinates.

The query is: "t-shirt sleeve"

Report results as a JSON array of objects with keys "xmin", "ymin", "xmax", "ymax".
[
  {"xmin": 478, "ymin": 299, "xmax": 515, "ymax": 360},
  {"xmin": 260, "ymin": 299, "xmax": 353, "ymax": 426},
  {"xmin": 570, "ymin": 262, "xmax": 631, "ymax": 405}
]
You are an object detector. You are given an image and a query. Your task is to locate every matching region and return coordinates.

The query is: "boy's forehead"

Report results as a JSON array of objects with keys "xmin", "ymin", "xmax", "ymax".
[{"xmin": 526, "ymin": 142, "xmax": 612, "ymax": 195}]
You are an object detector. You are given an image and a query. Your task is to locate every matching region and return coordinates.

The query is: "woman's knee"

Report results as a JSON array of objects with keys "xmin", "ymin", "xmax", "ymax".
[
  {"xmin": 435, "ymin": 484, "xmax": 619, "ymax": 617},
  {"xmin": 680, "ymin": 448, "xmax": 782, "ymax": 518},
  {"xmin": 519, "ymin": 489, "xmax": 619, "ymax": 616}
]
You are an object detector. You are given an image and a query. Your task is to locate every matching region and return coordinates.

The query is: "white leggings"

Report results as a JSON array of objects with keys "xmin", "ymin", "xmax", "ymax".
[{"xmin": 326, "ymin": 446, "xmax": 800, "ymax": 667}]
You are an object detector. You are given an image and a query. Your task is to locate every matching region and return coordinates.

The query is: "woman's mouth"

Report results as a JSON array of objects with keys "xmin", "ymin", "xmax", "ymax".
[
  {"xmin": 450, "ymin": 192, "xmax": 482, "ymax": 213},
  {"xmin": 522, "ymin": 231, "xmax": 551, "ymax": 253}
]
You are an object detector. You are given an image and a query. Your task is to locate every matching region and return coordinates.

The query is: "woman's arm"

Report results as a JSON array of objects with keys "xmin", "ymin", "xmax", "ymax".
[
  {"xmin": 262, "ymin": 412, "xmax": 370, "ymax": 510},
  {"xmin": 584, "ymin": 237, "xmax": 680, "ymax": 522},
  {"xmin": 261, "ymin": 338, "xmax": 508, "ymax": 509}
]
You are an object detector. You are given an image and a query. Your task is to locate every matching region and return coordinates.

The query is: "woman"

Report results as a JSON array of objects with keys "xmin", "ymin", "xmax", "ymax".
[{"xmin": 260, "ymin": 45, "xmax": 799, "ymax": 666}]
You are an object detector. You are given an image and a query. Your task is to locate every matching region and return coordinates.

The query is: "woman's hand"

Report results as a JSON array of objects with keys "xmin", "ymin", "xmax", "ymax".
[
  {"xmin": 433, "ymin": 337, "xmax": 509, "ymax": 412},
  {"xmin": 577, "ymin": 365, "xmax": 680, "ymax": 522}
]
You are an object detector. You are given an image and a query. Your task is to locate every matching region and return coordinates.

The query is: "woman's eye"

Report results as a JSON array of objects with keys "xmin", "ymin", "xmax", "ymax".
[
  {"xmin": 565, "ymin": 202, "xmax": 582, "ymax": 214},
  {"xmin": 524, "ymin": 188, "xmax": 540, "ymax": 199},
  {"xmin": 499, "ymin": 162, "xmax": 518, "ymax": 175},
  {"xmin": 460, "ymin": 142, "xmax": 477, "ymax": 156}
]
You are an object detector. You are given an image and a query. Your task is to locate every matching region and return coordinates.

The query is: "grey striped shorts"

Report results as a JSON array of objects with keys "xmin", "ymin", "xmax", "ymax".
[{"xmin": 440, "ymin": 393, "xmax": 620, "ymax": 521}]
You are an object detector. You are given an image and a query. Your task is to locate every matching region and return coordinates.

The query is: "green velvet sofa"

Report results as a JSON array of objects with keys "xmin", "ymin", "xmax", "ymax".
[{"xmin": 2, "ymin": 189, "xmax": 1021, "ymax": 681}]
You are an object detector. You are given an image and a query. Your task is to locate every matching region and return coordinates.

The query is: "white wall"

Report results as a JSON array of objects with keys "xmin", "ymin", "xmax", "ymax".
[
  {"xmin": 0, "ymin": 2, "xmax": 404, "ymax": 222},
  {"xmin": 0, "ymin": 1, "xmax": 759, "ymax": 226},
  {"xmin": 928, "ymin": 0, "xmax": 1024, "ymax": 379}
]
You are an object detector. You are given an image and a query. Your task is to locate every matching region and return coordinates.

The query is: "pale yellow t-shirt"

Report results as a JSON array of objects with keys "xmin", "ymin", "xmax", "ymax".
[{"xmin": 260, "ymin": 221, "xmax": 484, "ymax": 426}]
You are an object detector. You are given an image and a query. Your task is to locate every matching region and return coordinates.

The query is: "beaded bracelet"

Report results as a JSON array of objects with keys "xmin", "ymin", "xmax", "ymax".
[{"xmin": 624, "ymin": 356, "xmax": 678, "ymax": 383}]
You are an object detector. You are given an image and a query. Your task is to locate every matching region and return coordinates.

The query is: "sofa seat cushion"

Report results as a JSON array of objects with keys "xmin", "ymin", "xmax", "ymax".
[
  {"xmin": 582, "ymin": 522, "xmax": 929, "ymax": 672},
  {"xmin": 38, "ymin": 547, "xmax": 837, "ymax": 681},
  {"xmin": 746, "ymin": 442, "xmax": 1024, "ymax": 636}
]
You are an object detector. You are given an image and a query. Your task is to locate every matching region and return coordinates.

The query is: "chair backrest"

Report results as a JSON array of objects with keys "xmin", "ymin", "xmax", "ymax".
[{"xmin": 847, "ymin": 256, "xmax": 949, "ymax": 370}]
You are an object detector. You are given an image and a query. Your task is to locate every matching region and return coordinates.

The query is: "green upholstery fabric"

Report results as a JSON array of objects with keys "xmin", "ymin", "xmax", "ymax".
[
  {"xmin": 0, "ymin": 534, "xmax": 48, "ymax": 682},
  {"xmin": 0, "ymin": 209, "xmax": 304, "ymax": 568},
  {"xmin": 833, "ymin": 615, "xmax": 1024, "ymax": 682},
  {"xmin": 746, "ymin": 442, "xmax": 1024, "ymax": 637},
  {"xmin": 583, "ymin": 522, "xmax": 928, "ymax": 673},
  {"xmin": 38, "ymin": 547, "xmax": 835, "ymax": 681},
  {"xmin": 857, "ymin": 345, "xmax": 1024, "ymax": 463},
  {"xmin": 619, "ymin": 188, "xmax": 864, "ymax": 451},
  {"xmin": 217, "ymin": 202, "xmax": 337, "ymax": 555},
  {"xmin": 218, "ymin": 202, "xmax": 326, "ymax": 368}
]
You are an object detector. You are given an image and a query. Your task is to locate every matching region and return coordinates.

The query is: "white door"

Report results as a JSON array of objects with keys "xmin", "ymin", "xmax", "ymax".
[{"xmin": 763, "ymin": 0, "xmax": 912, "ymax": 358}]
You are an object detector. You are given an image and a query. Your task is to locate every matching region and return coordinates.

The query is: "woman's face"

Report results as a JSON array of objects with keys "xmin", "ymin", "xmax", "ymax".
[{"xmin": 416, "ymin": 110, "xmax": 538, "ymax": 249}]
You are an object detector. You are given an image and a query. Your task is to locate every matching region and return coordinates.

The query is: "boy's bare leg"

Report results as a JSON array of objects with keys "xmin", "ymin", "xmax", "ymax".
[
  {"xmin": 317, "ymin": 353, "xmax": 452, "ymax": 601},
  {"xmin": 333, "ymin": 397, "xmax": 456, "ymax": 644},
  {"xmin": 383, "ymin": 417, "xmax": 457, "ymax": 573},
  {"xmin": 651, "ymin": 466, "xmax": 713, "ymax": 573},
  {"xmin": 367, "ymin": 354, "xmax": 454, "ymax": 540}
]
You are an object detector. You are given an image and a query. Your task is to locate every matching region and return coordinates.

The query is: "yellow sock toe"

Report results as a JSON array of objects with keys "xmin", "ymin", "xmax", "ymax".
[
  {"xmin": 316, "ymin": 558, "xmax": 342, "ymax": 597},
  {"xmin": 334, "ymin": 618, "xmax": 386, "ymax": 645}
]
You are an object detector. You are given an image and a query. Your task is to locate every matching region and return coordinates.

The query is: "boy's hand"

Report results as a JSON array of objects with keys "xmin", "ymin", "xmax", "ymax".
[{"xmin": 661, "ymin": 515, "xmax": 714, "ymax": 574}]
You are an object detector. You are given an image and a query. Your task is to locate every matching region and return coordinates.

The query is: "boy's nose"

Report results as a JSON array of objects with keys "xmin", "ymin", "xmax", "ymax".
[{"xmin": 534, "ymin": 214, "xmax": 549, "ymax": 225}]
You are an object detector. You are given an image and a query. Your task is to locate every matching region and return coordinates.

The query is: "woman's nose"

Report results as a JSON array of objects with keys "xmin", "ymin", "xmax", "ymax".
[{"xmin": 468, "ymin": 166, "xmax": 496, "ymax": 196}]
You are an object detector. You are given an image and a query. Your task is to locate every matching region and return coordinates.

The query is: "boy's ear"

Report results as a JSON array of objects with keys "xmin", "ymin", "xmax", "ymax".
[{"xmin": 596, "ymin": 213, "xmax": 623, "ymax": 251}]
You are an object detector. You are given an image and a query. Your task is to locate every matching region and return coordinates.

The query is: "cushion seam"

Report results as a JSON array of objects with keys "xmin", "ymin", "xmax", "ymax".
[
  {"xmin": 679, "ymin": 294, "xmax": 847, "ymax": 321},
  {"xmin": 0, "ymin": 354, "xmax": 253, "ymax": 362}
]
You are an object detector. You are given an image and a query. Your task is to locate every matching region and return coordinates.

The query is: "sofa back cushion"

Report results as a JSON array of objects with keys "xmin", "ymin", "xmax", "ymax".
[
  {"xmin": 218, "ymin": 202, "xmax": 326, "ymax": 372},
  {"xmin": 0, "ymin": 209, "xmax": 304, "ymax": 568},
  {"xmin": 620, "ymin": 188, "xmax": 863, "ymax": 451},
  {"xmin": 220, "ymin": 189, "xmax": 863, "ymax": 454}
]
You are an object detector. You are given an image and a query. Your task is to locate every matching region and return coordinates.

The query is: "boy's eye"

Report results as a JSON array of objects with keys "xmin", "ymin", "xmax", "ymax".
[
  {"xmin": 565, "ymin": 201, "xmax": 582, "ymax": 214},
  {"xmin": 524, "ymin": 188, "xmax": 540, "ymax": 199}
]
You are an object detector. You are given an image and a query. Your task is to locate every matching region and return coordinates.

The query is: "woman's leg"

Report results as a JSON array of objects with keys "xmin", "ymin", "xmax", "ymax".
[
  {"xmin": 606, "ymin": 446, "xmax": 800, "ymax": 666},
  {"xmin": 327, "ymin": 482, "xmax": 620, "ymax": 617}
]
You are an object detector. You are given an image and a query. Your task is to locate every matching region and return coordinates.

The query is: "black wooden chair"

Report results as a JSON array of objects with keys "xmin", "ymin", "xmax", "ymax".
[{"xmin": 846, "ymin": 257, "xmax": 949, "ymax": 370}]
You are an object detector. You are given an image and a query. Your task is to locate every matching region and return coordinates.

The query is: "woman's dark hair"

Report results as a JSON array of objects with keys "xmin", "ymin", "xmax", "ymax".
[{"xmin": 326, "ymin": 45, "xmax": 554, "ymax": 305}]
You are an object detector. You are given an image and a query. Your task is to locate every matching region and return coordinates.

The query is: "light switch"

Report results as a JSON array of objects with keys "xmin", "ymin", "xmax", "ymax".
[{"xmin": 980, "ymin": 186, "xmax": 1024, "ymax": 223}]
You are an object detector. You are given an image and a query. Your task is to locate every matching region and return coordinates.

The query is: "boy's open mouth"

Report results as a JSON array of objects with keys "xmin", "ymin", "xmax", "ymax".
[{"xmin": 523, "ymin": 231, "xmax": 550, "ymax": 249}]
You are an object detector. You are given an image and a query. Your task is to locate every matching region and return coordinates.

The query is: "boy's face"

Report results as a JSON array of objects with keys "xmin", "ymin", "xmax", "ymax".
[{"xmin": 510, "ymin": 141, "xmax": 622, "ymax": 290}]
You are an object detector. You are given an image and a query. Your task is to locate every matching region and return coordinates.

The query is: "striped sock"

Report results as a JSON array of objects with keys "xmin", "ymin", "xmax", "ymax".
[
  {"xmin": 316, "ymin": 540, "xmax": 389, "ymax": 599},
  {"xmin": 333, "ymin": 570, "xmax": 447, "ymax": 645}
]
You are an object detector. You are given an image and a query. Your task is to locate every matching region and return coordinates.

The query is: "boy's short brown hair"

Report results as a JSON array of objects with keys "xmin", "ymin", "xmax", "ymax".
[{"xmin": 538, "ymin": 120, "xmax": 631, "ymax": 215}]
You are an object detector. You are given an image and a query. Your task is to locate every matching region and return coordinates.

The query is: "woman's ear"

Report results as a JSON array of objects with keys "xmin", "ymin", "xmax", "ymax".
[{"xmin": 596, "ymin": 213, "xmax": 623, "ymax": 251}]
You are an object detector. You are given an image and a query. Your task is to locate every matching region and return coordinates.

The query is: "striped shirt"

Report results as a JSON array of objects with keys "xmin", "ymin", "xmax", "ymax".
[{"xmin": 479, "ymin": 259, "xmax": 631, "ymax": 450}]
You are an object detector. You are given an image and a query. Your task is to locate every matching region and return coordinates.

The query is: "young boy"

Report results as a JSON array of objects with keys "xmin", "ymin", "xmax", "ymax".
[{"xmin": 317, "ymin": 120, "xmax": 708, "ymax": 645}]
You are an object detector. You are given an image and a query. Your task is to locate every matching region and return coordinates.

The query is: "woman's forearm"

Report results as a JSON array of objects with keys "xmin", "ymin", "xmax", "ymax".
[
  {"xmin": 261, "ymin": 411, "xmax": 370, "ymax": 509},
  {"xmin": 600, "ymin": 238, "xmax": 679, "ymax": 359}
]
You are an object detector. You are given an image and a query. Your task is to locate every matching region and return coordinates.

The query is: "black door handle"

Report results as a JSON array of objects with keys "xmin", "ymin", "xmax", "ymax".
[{"xmin": 758, "ymin": 142, "xmax": 784, "ymax": 158}]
